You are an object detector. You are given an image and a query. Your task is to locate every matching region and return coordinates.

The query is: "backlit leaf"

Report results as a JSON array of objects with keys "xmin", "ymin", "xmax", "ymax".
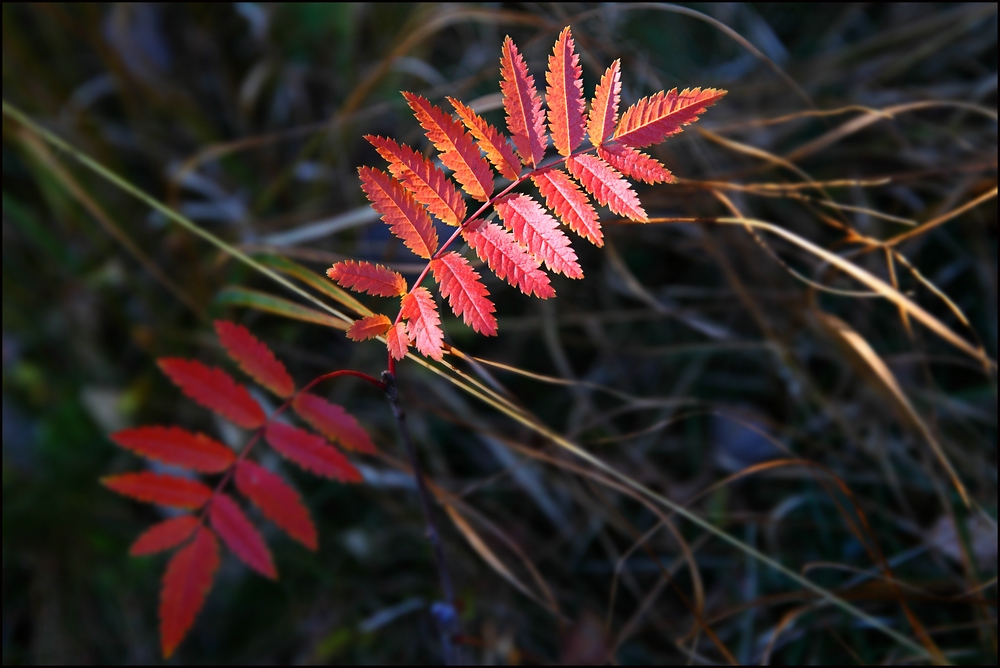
[
  {"xmin": 366, "ymin": 135, "xmax": 467, "ymax": 225},
  {"xmin": 462, "ymin": 220, "xmax": 555, "ymax": 299},
  {"xmin": 495, "ymin": 194, "xmax": 582, "ymax": 279},
  {"xmin": 566, "ymin": 154, "xmax": 647, "ymax": 222},
  {"xmin": 110, "ymin": 426, "xmax": 235, "ymax": 473},
  {"xmin": 598, "ymin": 144, "xmax": 675, "ymax": 184},
  {"xmin": 532, "ymin": 168, "xmax": 602, "ymax": 247},
  {"xmin": 160, "ymin": 526, "xmax": 219, "ymax": 658},
  {"xmin": 401, "ymin": 287, "xmax": 445, "ymax": 361},
  {"xmin": 327, "ymin": 260, "xmax": 407, "ymax": 297},
  {"xmin": 587, "ymin": 60, "xmax": 621, "ymax": 147},
  {"xmin": 386, "ymin": 321, "xmax": 409, "ymax": 361},
  {"xmin": 214, "ymin": 321, "xmax": 295, "ymax": 398},
  {"xmin": 102, "ymin": 472, "xmax": 213, "ymax": 509},
  {"xmin": 431, "ymin": 252, "xmax": 498, "ymax": 336},
  {"xmin": 292, "ymin": 392, "xmax": 377, "ymax": 454},
  {"xmin": 264, "ymin": 422, "xmax": 362, "ymax": 482},
  {"xmin": 157, "ymin": 359, "xmax": 265, "ymax": 429},
  {"xmin": 346, "ymin": 314, "xmax": 393, "ymax": 342},
  {"xmin": 501, "ymin": 36, "xmax": 547, "ymax": 168},
  {"xmin": 545, "ymin": 27, "xmax": 585, "ymax": 157},
  {"xmin": 359, "ymin": 166, "xmax": 438, "ymax": 259},
  {"xmin": 129, "ymin": 516, "xmax": 199, "ymax": 557},
  {"xmin": 234, "ymin": 460, "xmax": 317, "ymax": 550},
  {"xmin": 614, "ymin": 87, "xmax": 727, "ymax": 148},
  {"xmin": 209, "ymin": 493, "xmax": 276, "ymax": 579},
  {"xmin": 449, "ymin": 97, "xmax": 521, "ymax": 181}
]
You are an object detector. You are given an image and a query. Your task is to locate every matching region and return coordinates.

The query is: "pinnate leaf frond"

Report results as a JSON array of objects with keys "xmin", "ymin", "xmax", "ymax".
[
  {"xmin": 462, "ymin": 220, "xmax": 555, "ymax": 299},
  {"xmin": 214, "ymin": 321, "xmax": 294, "ymax": 398},
  {"xmin": 501, "ymin": 36, "xmax": 547, "ymax": 168},
  {"xmin": 598, "ymin": 144, "xmax": 675, "ymax": 184},
  {"xmin": 160, "ymin": 526, "xmax": 219, "ymax": 658},
  {"xmin": 327, "ymin": 259, "xmax": 408, "ymax": 297},
  {"xmin": 614, "ymin": 87, "xmax": 727, "ymax": 148},
  {"xmin": 386, "ymin": 322, "xmax": 409, "ymax": 361},
  {"xmin": 130, "ymin": 516, "xmax": 199, "ymax": 557},
  {"xmin": 403, "ymin": 92, "xmax": 494, "ymax": 202},
  {"xmin": 110, "ymin": 426, "xmax": 235, "ymax": 473},
  {"xmin": 358, "ymin": 167, "xmax": 438, "ymax": 259},
  {"xmin": 234, "ymin": 461, "xmax": 317, "ymax": 550},
  {"xmin": 532, "ymin": 168, "xmax": 603, "ymax": 247},
  {"xmin": 496, "ymin": 194, "xmax": 582, "ymax": 279},
  {"xmin": 431, "ymin": 252, "xmax": 498, "ymax": 336},
  {"xmin": 365, "ymin": 135, "xmax": 467, "ymax": 226},
  {"xmin": 346, "ymin": 314, "xmax": 393, "ymax": 342},
  {"xmin": 449, "ymin": 97, "xmax": 521, "ymax": 181},
  {"xmin": 102, "ymin": 472, "xmax": 213, "ymax": 509},
  {"xmin": 545, "ymin": 27, "xmax": 586, "ymax": 157},
  {"xmin": 264, "ymin": 422, "xmax": 362, "ymax": 483},
  {"xmin": 401, "ymin": 287, "xmax": 445, "ymax": 361},
  {"xmin": 567, "ymin": 154, "xmax": 647, "ymax": 222},
  {"xmin": 587, "ymin": 60, "xmax": 622, "ymax": 147},
  {"xmin": 157, "ymin": 359, "xmax": 266, "ymax": 429},
  {"xmin": 293, "ymin": 392, "xmax": 377, "ymax": 454},
  {"xmin": 209, "ymin": 493, "xmax": 276, "ymax": 579}
]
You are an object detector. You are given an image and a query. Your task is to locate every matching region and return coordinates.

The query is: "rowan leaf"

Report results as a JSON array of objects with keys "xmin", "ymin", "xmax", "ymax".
[
  {"xmin": 209, "ymin": 493, "xmax": 276, "ymax": 579},
  {"xmin": 500, "ymin": 36, "xmax": 547, "ymax": 168},
  {"xmin": 292, "ymin": 392, "xmax": 377, "ymax": 454},
  {"xmin": 365, "ymin": 135, "xmax": 467, "ymax": 226},
  {"xmin": 614, "ymin": 87, "xmax": 727, "ymax": 148},
  {"xmin": 109, "ymin": 426, "xmax": 235, "ymax": 473},
  {"xmin": 160, "ymin": 526, "xmax": 219, "ymax": 658},
  {"xmin": 546, "ymin": 27, "xmax": 586, "ymax": 157},
  {"xmin": 129, "ymin": 516, "xmax": 200, "ymax": 557},
  {"xmin": 495, "ymin": 193, "xmax": 582, "ymax": 279},
  {"xmin": 566, "ymin": 154, "xmax": 647, "ymax": 222},
  {"xmin": 462, "ymin": 220, "xmax": 555, "ymax": 299},
  {"xmin": 359, "ymin": 167, "xmax": 438, "ymax": 259},
  {"xmin": 403, "ymin": 92, "xmax": 494, "ymax": 202},
  {"xmin": 401, "ymin": 287, "xmax": 445, "ymax": 361},
  {"xmin": 346, "ymin": 314, "xmax": 392, "ymax": 342},
  {"xmin": 102, "ymin": 472, "xmax": 213, "ymax": 509},
  {"xmin": 264, "ymin": 422, "xmax": 362, "ymax": 483},
  {"xmin": 234, "ymin": 460, "xmax": 317, "ymax": 550},
  {"xmin": 386, "ymin": 321, "xmax": 409, "ymax": 361},
  {"xmin": 431, "ymin": 252, "xmax": 497, "ymax": 336},
  {"xmin": 532, "ymin": 168, "xmax": 603, "ymax": 247},
  {"xmin": 448, "ymin": 97, "xmax": 521, "ymax": 181},
  {"xmin": 327, "ymin": 260, "xmax": 407, "ymax": 297},
  {"xmin": 598, "ymin": 144, "xmax": 675, "ymax": 184},
  {"xmin": 157, "ymin": 359, "xmax": 265, "ymax": 429},
  {"xmin": 587, "ymin": 60, "xmax": 621, "ymax": 147},
  {"xmin": 214, "ymin": 321, "xmax": 294, "ymax": 398}
]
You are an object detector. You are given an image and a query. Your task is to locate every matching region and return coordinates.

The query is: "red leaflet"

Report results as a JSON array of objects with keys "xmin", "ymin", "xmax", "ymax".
[
  {"xmin": 214, "ymin": 321, "xmax": 294, "ymax": 398},
  {"xmin": 327, "ymin": 260, "xmax": 407, "ymax": 297},
  {"xmin": 346, "ymin": 314, "xmax": 392, "ymax": 342},
  {"xmin": 532, "ymin": 168, "xmax": 603, "ymax": 247},
  {"xmin": 130, "ymin": 516, "xmax": 200, "ymax": 556},
  {"xmin": 160, "ymin": 526, "xmax": 219, "ymax": 658},
  {"xmin": 403, "ymin": 92, "xmax": 494, "ymax": 202},
  {"xmin": 386, "ymin": 321, "xmax": 409, "ymax": 361},
  {"xmin": 110, "ymin": 426, "xmax": 234, "ymax": 473},
  {"xmin": 449, "ymin": 97, "xmax": 521, "ymax": 181},
  {"xmin": 209, "ymin": 493, "xmax": 276, "ymax": 579},
  {"xmin": 359, "ymin": 167, "xmax": 439, "ymax": 259},
  {"xmin": 102, "ymin": 472, "xmax": 213, "ymax": 509},
  {"xmin": 462, "ymin": 220, "xmax": 555, "ymax": 299},
  {"xmin": 587, "ymin": 60, "xmax": 622, "ymax": 147},
  {"xmin": 401, "ymin": 287, "xmax": 444, "ymax": 361},
  {"xmin": 614, "ymin": 87, "xmax": 727, "ymax": 148},
  {"xmin": 158, "ymin": 359, "xmax": 265, "ymax": 429},
  {"xmin": 292, "ymin": 392, "xmax": 377, "ymax": 454},
  {"xmin": 598, "ymin": 144, "xmax": 675, "ymax": 184},
  {"xmin": 431, "ymin": 252, "xmax": 497, "ymax": 336},
  {"xmin": 495, "ymin": 194, "xmax": 582, "ymax": 279},
  {"xmin": 546, "ymin": 27, "xmax": 585, "ymax": 157},
  {"xmin": 566, "ymin": 154, "xmax": 648, "ymax": 222},
  {"xmin": 264, "ymin": 422, "xmax": 362, "ymax": 483},
  {"xmin": 234, "ymin": 460, "xmax": 317, "ymax": 550},
  {"xmin": 501, "ymin": 36, "xmax": 547, "ymax": 168},
  {"xmin": 366, "ymin": 135, "xmax": 466, "ymax": 226}
]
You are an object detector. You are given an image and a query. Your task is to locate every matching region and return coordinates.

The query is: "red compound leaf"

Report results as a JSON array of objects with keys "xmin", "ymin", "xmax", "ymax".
[
  {"xmin": 327, "ymin": 260, "xmax": 407, "ymax": 297},
  {"xmin": 214, "ymin": 321, "xmax": 294, "ymax": 399},
  {"xmin": 404, "ymin": 92, "xmax": 494, "ymax": 202},
  {"xmin": 157, "ymin": 359, "xmax": 265, "ymax": 429},
  {"xmin": 129, "ymin": 516, "xmax": 199, "ymax": 557},
  {"xmin": 614, "ymin": 87, "xmax": 727, "ymax": 148},
  {"xmin": 532, "ymin": 168, "xmax": 603, "ymax": 247},
  {"xmin": 401, "ymin": 287, "xmax": 444, "ymax": 361},
  {"xmin": 160, "ymin": 526, "xmax": 219, "ymax": 658},
  {"xmin": 449, "ymin": 97, "xmax": 521, "ymax": 181},
  {"xmin": 264, "ymin": 422, "xmax": 362, "ymax": 483},
  {"xmin": 366, "ymin": 135, "xmax": 467, "ymax": 226},
  {"xmin": 501, "ymin": 36, "xmax": 547, "ymax": 168},
  {"xmin": 545, "ymin": 27, "xmax": 586, "ymax": 157},
  {"xmin": 495, "ymin": 193, "xmax": 582, "ymax": 279},
  {"xmin": 234, "ymin": 460, "xmax": 317, "ymax": 551},
  {"xmin": 431, "ymin": 252, "xmax": 497, "ymax": 336},
  {"xmin": 462, "ymin": 220, "xmax": 555, "ymax": 299},
  {"xmin": 346, "ymin": 314, "xmax": 393, "ymax": 342},
  {"xmin": 293, "ymin": 392, "xmax": 377, "ymax": 454},
  {"xmin": 109, "ymin": 426, "xmax": 235, "ymax": 473},
  {"xmin": 209, "ymin": 493, "xmax": 276, "ymax": 579},
  {"xmin": 386, "ymin": 321, "xmax": 409, "ymax": 361},
  {"xmin": 598, "ymin": 144, "xmax": 675, "ymax": 184},
  {"xmin": 566, "ymin": 154, "xmax": 647, "ymax": 222},
  {"xmin": 359, "ymin": 167, "xmax": 439, "ymax": 259},
  {"xmin": 102, "ymin": 472, "xmax": 213, "ymax": 510},
  {"xmin": 587, "ymin": 60, "xmax": 622, "ymax": 147}
]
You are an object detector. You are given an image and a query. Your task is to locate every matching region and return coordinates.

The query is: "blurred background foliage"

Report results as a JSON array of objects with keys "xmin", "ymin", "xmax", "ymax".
[{"xmin": 2, "ymin": 3, "xmax": 996, "ymax": 664}]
